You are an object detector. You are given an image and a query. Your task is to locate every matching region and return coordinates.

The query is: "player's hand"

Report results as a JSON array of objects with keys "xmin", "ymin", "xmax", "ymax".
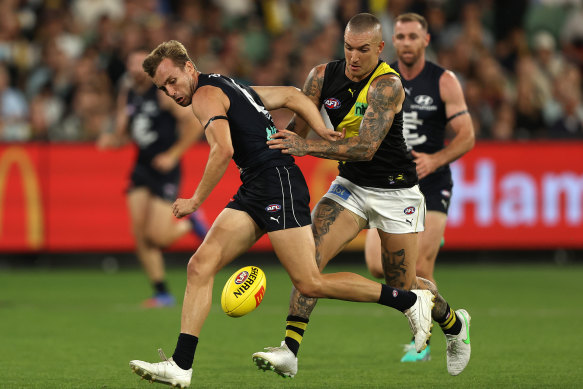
[
  {"xmin": 152, "ymin": 152, "xmax": 178, "ymax": 173},
  {"xmin": 314, "ymin": 127, "xmax": 345, "ymax": 141},
  {"xmin": 267, "ymin": 129, "xmax": 309, "ymax": 156},
  {"xmin": 172, "ymin": 197, "xmax": 197, "ymax": 218},
  {"xmin": 411, "ymin": 150, "xmax": 439, "ymax": 180}
]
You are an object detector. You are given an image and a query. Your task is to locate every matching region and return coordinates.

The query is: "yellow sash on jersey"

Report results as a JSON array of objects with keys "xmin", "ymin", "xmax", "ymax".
[{"xmin": 337, "ymin": 62, "xmax": 399, "ymax": 138}]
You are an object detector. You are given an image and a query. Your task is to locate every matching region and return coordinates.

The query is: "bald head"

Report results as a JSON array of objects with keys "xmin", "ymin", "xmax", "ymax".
[{"xmin": 346, "ymin": 13, "xmax": 382, "ymax": 42}]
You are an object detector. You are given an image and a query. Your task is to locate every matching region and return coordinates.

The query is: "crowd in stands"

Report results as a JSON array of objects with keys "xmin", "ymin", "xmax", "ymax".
[{"xmin": 1, "ymin": 0, "xmax": 582, "ymax": 142}]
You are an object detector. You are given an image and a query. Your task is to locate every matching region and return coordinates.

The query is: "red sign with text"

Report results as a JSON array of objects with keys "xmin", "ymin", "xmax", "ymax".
[{"xmin": 0, "ymin": 142, "xmax": 581, "ymax": 252}]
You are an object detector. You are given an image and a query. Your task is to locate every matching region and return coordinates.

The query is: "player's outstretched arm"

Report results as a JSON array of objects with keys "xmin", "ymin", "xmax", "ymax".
[
  {"xmin": 252, "ymin": 84, "xmax": 340, "ymax": 141},
  {"xmin": 267, "ymin": 73, "xmax": 403, "ymax": 161},
  {"xmin": 172, "ymin": 86, "xmax": 233, "ymax": 218}
]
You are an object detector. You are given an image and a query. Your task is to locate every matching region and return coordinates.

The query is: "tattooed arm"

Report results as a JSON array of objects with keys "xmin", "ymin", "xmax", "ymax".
[
  {"xmin": 268, "ymin": 73, "xmax": 404, "ymax": 160},
  {"xmin": 285, "ymin": 65, "xmax": 325, "ymax": 139}
]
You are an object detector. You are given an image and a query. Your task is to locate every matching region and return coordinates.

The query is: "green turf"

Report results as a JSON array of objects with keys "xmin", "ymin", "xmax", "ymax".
[{"xmin": 1, "ymin": 261, "xmax": 582, "ymax": 388}]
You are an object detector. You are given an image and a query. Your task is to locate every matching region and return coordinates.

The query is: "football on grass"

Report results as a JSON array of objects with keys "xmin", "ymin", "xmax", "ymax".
[{"xmin": 221, "ymin": 266, "xmax": 266, "ymax": 317}]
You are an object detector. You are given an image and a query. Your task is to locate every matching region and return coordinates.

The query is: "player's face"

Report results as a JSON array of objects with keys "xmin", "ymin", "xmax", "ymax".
[
  {"xmin": 127, "ymin": 52, "xmax": 149, "ymax": 85},
  {"xmin": 152, "ymin": 58, "xmax": 196, "ymax": 106},
  {"xmin": 344, "ymin": 28, "xmax": 384, "ymax": 81},
  {"xmin": 393, "ymin": 21, "xmax": 429, "ymax": 67}
]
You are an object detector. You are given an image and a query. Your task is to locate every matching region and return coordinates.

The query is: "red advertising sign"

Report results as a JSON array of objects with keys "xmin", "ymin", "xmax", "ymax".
[{"xmin": 0, "ymin": 142, "xmax": 582, "ymax": 252}]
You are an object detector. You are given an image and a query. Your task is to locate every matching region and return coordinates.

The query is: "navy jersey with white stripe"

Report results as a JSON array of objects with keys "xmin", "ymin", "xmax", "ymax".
[{"xmin": 196, "ymin": 74, "xmax": 294, "ymax": 180}]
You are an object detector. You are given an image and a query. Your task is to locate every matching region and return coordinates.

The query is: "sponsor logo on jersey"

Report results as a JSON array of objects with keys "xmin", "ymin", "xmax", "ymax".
[
  {"xmin": 265, "ymin": 204, "xmax": 281, "ymax": 212},
  {"xmin": 354, "ymin": 102, "xmax": 367, "ymax": 117},
  {"xmin": 441, "ymin": 190, "xmax": 451, "ymax": 198},
  {"xmin": 392, "ymin": 290, "xmax": 398, "ymax": 297},
  {"xmin": 404, "ymin": 206, "xmax": 416, "ymax": 215},
  {"xmin": 324, "ymin": 98, "xmax": 341, "ymax": 109},
  {"xmin": 410, "ymin": 95, "xmax": 438, "ymax": 111},
  {"xmin": 235, "ymin": 271, "xmax": 249, "ymax": 285},
  {"xmin": 414, "ymin": 95, "xmax": 433, "ymax": 106},
  {"xmin": 328, "ymin": 183, "xmax": 351, "ymax": 200}
]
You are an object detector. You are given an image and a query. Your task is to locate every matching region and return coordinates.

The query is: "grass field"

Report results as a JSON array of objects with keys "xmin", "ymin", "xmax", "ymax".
[{"xmin": 1, "ymin": 259, "xmax": 583, "ymax": 388}]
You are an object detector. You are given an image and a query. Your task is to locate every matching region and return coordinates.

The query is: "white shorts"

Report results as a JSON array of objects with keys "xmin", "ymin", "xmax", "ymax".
[{"xmin": 322, "ymin": 176, "xmax": 426, "ymax": 234}]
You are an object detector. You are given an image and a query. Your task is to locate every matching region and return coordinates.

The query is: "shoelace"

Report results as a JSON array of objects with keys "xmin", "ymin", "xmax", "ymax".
[{"xmin": 158, "ymin": 348, "xmax": 170, "ymax": 363}]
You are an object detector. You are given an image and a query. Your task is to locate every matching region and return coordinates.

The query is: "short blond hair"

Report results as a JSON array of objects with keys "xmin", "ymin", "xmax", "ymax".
[
  {"xmin": 142, "ymin": 40, "xmax": 196, "ymax": 77},
  {"xmin": 395, "ymin": 13, "xmax": 428, "ymax": 31}
]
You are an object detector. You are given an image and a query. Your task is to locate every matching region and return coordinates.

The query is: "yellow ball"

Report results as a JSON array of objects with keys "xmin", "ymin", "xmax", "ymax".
[{"xmin": 220, "ymin": 266, "xmax": 266, "ymax": 317}]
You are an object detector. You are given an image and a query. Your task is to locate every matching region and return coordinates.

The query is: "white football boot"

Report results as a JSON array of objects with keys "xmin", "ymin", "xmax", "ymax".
[
  {"xmin": 130, "ymin": 349, "xmax": 192, "ymax": 388},
  {"xmin": 403, "ymin": 290, "xmax": 435, "ymax": 352},
  {"xmin": 446, "ymin": 309, "xmax": 472, "ymax": 376},
  {"xmin": 252, "ymin": 341, "xmax": 298, "ymax": 378}
]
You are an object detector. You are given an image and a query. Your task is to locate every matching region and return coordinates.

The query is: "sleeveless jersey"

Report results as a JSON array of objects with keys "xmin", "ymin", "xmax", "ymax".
[
  {"xmin": 127, "ymin": 84, "xmax": 179, "ymax": 171},
  {"xmin": 391, "ymin": 61, "xmax": 450, "ymax": 175},
  {"xmin": 321, "ymin": 59, "xmax": 417, "ymax": 189},
  {"xmin": 196, "ymin": 74, "xmax": 294, "ymax": 181}
]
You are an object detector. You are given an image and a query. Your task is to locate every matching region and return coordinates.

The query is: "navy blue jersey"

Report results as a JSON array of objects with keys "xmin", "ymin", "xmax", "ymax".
[
  {"xmin": 391, "ymin": 61, "xmax": 447, "ymax": 155},
  {"xmin": 321, "ymin": 59, "xmax": 417, "ymax": 189},
  {"xmin": 127, "ymin": 85, "xmax": 179, "ymax": 169},
  {"xmin": 391, "ymin": 61, "xmax": 452, "ymax": 193},
  {"xmin": 196, "ymin": 74, "xmax": 294, "ymax": 181}
]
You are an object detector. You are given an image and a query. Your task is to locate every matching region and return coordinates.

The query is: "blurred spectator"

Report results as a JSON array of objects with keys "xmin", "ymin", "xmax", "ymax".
[
  {"xmin": 544, "ymin": 63, "xmax": 583, "ymax": 138},
  {"xmin": 0, "ymin": 0, "xmax": 580, "ymax": 142},
  {"xmin": 514, "ymin": 56, "xmax": 546, "ymax": 138},
  {"xmin": 0, "ymin": 62, "xmax": 29, "ymax": 141}
]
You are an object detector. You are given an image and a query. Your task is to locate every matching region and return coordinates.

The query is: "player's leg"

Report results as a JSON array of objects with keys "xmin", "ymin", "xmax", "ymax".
[
  {"xmin": 130, "ymin": 208, "xmax": 263, "ymax": 386},
  {"xmin": 127, "ymin": 188, "xmax": 170, "ymax": 306},
  {"xmin": 252, "ymin": 224, "xmax": 431, "ymax": 377},
  {"xmin": 144, "ymin": 196, "xmax": 192, "ymax": 247},
  {"xmin": 416, "ymin": 211, "xmax": 447, "ymax": 284},
  {"xmin": 271, "ymin": 197, "xmax": 366, "ymax": 366},
  {"xmin": 365, "ymin": 228, "xmax": 383, "ymax": 278}
]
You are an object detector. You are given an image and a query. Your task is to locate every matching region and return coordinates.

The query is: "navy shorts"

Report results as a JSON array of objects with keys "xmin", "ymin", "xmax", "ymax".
[
  {"xmin": 419, "ymin": 169, "xmax": 453, "ymax": 214},
  {"xmin": 226, "ymin": 164, "xmax": 311, "ymax": 232},
  {"xmin": 128, "ymin": 164, "xmax": 180, "ymax": 203}
]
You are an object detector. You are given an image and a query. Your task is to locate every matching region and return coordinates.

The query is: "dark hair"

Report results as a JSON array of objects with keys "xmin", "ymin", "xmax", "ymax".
[
  {"xmin": 346, "ymin": 13, "xmax": 381, "ymax": 34},
  {"xmin": 142, "ymin": 40, "xmax": 196, "ymax": 77},
  {"xmin": 394, "ymin": 13, "xmax": 428, "ymax": 31}
]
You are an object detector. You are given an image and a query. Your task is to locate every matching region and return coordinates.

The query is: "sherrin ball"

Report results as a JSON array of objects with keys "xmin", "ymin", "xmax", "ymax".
[{"xmin": 220, "ymin": 266, "xmax": 266, "ymax": 317}]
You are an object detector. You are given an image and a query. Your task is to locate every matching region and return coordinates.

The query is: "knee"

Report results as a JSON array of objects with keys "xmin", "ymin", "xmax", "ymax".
[
  {"xmin": 145, "ymin": 229, "xmax": 169, "ymax": 248},
  {"xmin": 292, "ymin": 278, "xmax": 322, "ymax": 298},
  {"xmin": 186, "ymin": 251, "xmax": 215, "ymax": 282}
]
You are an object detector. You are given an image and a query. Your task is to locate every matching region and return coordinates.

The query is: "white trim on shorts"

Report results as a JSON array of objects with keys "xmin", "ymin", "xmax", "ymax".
[{"xmin": 322, "ymin": 176, "xmax": 426, "ymax": 234}]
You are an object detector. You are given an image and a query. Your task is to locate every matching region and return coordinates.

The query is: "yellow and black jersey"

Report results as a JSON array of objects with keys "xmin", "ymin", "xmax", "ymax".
[{"xmin": 321, "ymin": 59, "xmax": 417, "ymax": 189}]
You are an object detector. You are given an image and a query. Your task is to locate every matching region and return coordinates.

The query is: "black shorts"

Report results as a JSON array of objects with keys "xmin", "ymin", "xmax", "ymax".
[
  {"xmin": 226, "ymin": 164, "xmax": 311, "ymax": 232},
  {"xmin": 419, "ymin": 169, "xmax": 453, "ymax": 214},
  {"xmin": 128, "ymin": 164, "xmax": 180, "ymax": 203}
]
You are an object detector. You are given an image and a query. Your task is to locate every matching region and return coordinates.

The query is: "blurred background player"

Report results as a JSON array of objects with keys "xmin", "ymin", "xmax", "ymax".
[
  {"xmin": 365, "ymin": 13, "xmax": 475, "ymax": 362},
  {"xmin": 98, "ymin": 49, "xmax": 208, "ymax": 308}
]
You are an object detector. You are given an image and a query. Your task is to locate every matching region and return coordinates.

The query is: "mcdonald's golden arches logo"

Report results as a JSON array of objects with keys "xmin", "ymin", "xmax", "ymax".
[{"xmin": 0, "ymin": 146, "xmax": 44, "ymax": 249}]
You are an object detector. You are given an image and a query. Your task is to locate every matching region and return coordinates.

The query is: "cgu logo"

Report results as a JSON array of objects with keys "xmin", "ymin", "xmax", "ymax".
[
  {"xmin": 324, "ymin": 98, "xmax": 341, "ymax": 109},
  {"xmin": 265, "ymin": 204, "xmax": 281, "ymax": 212},
  {"xmin": 254, "ymin": 285, "xmax": 265, "ymax": 306},
  {"xmin": 235, "ymin": 271, "xmax": 249, "ymax": 285},
  {"xmin": 0, "ymin": 146, "xmax": 43, "ymax": 249}
]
